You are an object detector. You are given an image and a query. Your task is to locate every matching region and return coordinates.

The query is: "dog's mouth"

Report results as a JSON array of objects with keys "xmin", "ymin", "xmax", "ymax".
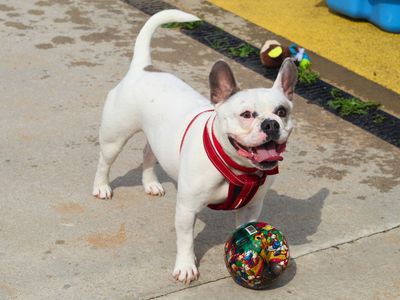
[{"xmin": 229, "ymin": 137, "xmax": 286, "ymax": 170}]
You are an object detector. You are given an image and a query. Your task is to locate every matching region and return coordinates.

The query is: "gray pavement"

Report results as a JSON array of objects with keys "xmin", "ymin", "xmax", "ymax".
[{"xmin": 0, "ymin": 0, "xmax": 399, "ymax": 299}]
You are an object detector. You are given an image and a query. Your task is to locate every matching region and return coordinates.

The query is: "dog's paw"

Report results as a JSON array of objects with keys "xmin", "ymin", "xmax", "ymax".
[
  {"xmin": 92, "ymin": 184, "xmax": 113, "ymax": 199},
  {"xmin": 144, "ymin": 181, "xmax": 165, "ymax": 196},
  {"xmin": 172, "ymin": 260, "xmax": 199, "ymax": 284}
]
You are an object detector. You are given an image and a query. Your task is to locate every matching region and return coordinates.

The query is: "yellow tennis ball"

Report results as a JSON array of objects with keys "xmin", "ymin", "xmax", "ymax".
[{"xmin": 268, "ymin": 46, "xmax": 283, "ymax": 58}]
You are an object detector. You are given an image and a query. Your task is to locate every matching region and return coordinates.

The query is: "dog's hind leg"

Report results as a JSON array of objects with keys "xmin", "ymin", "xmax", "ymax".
[
  {"xmin": 92, "ymin": 86, "xmax": 142, "ymax": 199},
  {"xmin": 92, "ymin": 134, "xmax": 130, "ymax": 199},
  {"xmin": 142, "ymin": 143, "xmax": 165, "ymax": 196}
]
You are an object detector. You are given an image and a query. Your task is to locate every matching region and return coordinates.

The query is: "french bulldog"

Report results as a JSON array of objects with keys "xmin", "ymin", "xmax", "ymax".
[{"xmin": 92, "ymin": 9, "xmax": 297, "ymax": 284}]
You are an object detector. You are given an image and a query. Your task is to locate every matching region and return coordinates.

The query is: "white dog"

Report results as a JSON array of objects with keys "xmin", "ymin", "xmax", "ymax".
[{"xmin": 92, "ymin": 10, "xmax": 297, "ymax": 284}]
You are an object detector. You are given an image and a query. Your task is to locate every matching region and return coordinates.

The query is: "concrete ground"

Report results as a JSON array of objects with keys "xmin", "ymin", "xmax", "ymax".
[{"xmin": 0, "ymin": 0, "xmax": 399, "ymax": 299}]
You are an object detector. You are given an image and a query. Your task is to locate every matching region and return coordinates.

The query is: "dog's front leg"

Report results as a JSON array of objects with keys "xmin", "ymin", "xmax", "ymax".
[{"xmin": 172, "ymin": 199, "xmax": 200, "ymax": 284}]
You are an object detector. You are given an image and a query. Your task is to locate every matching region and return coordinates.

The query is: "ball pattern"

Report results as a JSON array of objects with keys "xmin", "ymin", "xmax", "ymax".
[{"xmin": 224, "ymin": 222, "xmax": 290, "ymax": 289}]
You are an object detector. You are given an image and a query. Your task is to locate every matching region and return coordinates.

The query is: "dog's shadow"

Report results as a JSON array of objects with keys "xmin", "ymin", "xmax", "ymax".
[
  {"xmin": 194, "ymin": 187, "xmax": 328, "ymax": 288},
  {"xmin": 111, "ymin": 165, "xmax": 328, "ymax": 287},
  {"xmin": 195, "ymin": 188, "xmax": 329, "ymax": 262},
  {"xmin": 111, "ymin": 164, "xmax": 328, "ymax": 253}
]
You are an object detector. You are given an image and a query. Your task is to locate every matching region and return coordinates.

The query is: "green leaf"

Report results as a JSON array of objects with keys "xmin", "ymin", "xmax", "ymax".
[
  {"xmin": 161, "ymin": 21, "xmax": 203, "ymax": 30},
  {"xmin": 298, "ymin": 68, "xmax": 319, "ymax": 84},
  {"xmin": 228, "ymin": 43, "xmax": 257, "ymax": 58},
  {"xmin": 328, "ymin": 90, "xmax": 380, "ymax": 116}
]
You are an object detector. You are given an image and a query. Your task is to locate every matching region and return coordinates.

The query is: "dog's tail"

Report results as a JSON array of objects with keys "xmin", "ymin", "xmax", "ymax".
[{"xmin": 130, "ymin": 9, "xmax": 200, "ymax": 71}]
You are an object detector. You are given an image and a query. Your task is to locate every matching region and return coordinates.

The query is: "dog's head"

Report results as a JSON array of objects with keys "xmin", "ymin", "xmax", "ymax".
[{"xmin": 209, "ymin": 58, "xmax": 298, "ymax": 170}]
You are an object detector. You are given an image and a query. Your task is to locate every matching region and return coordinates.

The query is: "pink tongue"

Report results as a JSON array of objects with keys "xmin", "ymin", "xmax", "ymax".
[
  {"xmin": 237, "ymin": 148, "xmax": 253, "ymax": 158},
  {"xmin": 252, "ymin": 144, "xmax": 283, "ymax": 163}
]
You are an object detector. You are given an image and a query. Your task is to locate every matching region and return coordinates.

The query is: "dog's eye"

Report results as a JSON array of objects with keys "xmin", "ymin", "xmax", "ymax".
[
  {"xmin": 240, "ymin": 111, "xmax": 252, "ymax": 119},
  {"xmin": 276, "ymin": 107, "xmax": 287, "ymax": 118}
]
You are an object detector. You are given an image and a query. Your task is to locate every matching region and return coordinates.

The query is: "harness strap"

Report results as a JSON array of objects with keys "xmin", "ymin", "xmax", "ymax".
[
  {"xmin": 180, "ymin": 112, "xmax": 280, "ymax": 211},
  {"xmin": 203, "ymin": 117, "xmax": 276, "ymax": 210},
  {"xmin": 210, "ymin": 122, "xmax": 258, "ymax": 173},
  {"xmin": 180, "ymin": 109, "xmax": 214, "ymax": 153},
  {"xmin": 203, "ymin": 121, "xmax": 244, "ymax": 186}
]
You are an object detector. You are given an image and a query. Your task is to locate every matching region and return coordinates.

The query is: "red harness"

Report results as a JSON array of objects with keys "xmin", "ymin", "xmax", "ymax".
[{"xmin": 180, "ymin": 110, "xmax": 278, "ymax": 211}]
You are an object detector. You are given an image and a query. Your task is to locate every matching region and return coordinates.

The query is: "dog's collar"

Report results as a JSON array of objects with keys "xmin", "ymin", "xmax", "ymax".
[
  {"xmin": 203, "ymin": 117, "xmax": 279, "ymax": 177},
  {"xmin": 208, "ymin": 118, "xmax": 259, "ymax": 174},
  {"xmin": 203, "ymin": 117, "xmax": 279, "ymax": 210},
  {"xmin": 180, "ymin": 110, "xmax": 279, "ymax": 210}
]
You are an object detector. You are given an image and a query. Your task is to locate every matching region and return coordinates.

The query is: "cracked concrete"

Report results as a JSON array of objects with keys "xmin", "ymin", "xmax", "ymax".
[
  {"xmin": 159, "ymin": 226, "xmax": 400, "ymax": 300},
  {"xmin": 0, "ymin": 0, "xmax": 399, "ymax": 299}
]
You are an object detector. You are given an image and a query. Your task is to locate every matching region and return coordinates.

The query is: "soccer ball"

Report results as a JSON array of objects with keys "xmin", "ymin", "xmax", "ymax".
[{"xmin": 224, "ymin": 221, "xmax": 290, "ymax": 289}]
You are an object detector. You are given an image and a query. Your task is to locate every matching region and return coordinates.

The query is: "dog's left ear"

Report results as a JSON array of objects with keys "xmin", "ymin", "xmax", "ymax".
[
  {"xmin": 209, "ymin": 61, "xmax": 239, "ymax": 104},
  {"xmin": 272, "ymin": 58, "xmax": 298, "ymax": 101}
]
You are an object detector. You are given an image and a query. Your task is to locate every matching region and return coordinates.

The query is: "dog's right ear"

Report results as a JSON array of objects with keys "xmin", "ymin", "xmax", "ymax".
[
  {"xmin": 209, "ymin": 61, "xmax": 238, "ymax": 104},
  {"xmin": 272, "ymin": 58, "xmax": 298, "ymax": 101}
]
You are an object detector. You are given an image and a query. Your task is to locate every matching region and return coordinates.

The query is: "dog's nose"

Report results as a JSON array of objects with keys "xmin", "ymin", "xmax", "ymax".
[{"xmin": 261, "ymin": 119, "xmax": 280, "ymax": 139}]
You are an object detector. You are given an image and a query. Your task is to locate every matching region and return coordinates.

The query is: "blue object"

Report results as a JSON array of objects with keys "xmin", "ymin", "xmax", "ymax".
[
  {"xmin": 289, "ymin": 44, "xmax": 311, "ymax": 61},
  {"xmin": 289, "ymin": 44, "xmax": 311, "ymax": 69},
  {"xmin": 326, "ymin": 0, "xmax": 400, "ymax": 33}
]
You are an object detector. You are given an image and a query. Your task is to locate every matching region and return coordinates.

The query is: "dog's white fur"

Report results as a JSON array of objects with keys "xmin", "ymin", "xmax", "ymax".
[{"xmin": 92, "ymin": 10, "xmax": 297, "ymax": 284}]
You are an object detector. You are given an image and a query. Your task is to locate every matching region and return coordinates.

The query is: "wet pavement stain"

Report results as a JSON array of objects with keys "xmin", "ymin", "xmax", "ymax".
[
  {"xmin": 86, "ymin": 223, "xmax": 127, "ymax": 249},
  {"xmin": 121, "ymin": 51, "xmax": 133, "ymax": 58},
  {"xmin": 4, "ymin": 21, "xmax": 32, "ymax": 30},
  {"xmin": 361, "ymin": 176, "xmax": 400, "ymax": 193},
  {"xmin": 298, "ymin": 151, "xmax": 307, "ymax": 157},
  {"xmin": 80, "ymin": 27, "xmax": 124, "ymax": 43},
  {"xmin": 361, "ymin": 156, "xmax": 400, "ymax": 192},
  {"xmin": 308, "ymin": 166, "xmax": 348, "ymax": 181},
  {"xmin": 28, "ymin": 9, "xmax": 45, "ymax": 15},
  {"xmin": 64, "ymin": 141, "xmax": 81, "ymax": 149},
  {"xmin": 72, "ymin": 25, "xmax": 92, "ymax": 31},
  {"xmin": 35, "ymin": 0, "xmax": 72, "ymax": 6},
  {"xmin": 85, "ymin": 135, "xmax": 99, "ymax": 145},
  {"xmin": 53, "ymin": 17, "xmax": 67, "ymax": 23},
  {"xmin": 0, "ymin": 4, "xmax": 15, "ymax": 12},
  {"xmin": 325, "ymin": 148, "xmax": 369, "ymax": 167},
  {"xmin": 107, "ymin": 9, "xmax": 124, "ymax": 14},
  {"xmin": 6, "ymin": 13, "xmax": 20, "ymax": 18},
  {"xmin": 51, "ymin": 36, "xmax": 74, "ymax": 44},
  {"xmin": 316, "ymin": 145, "xmax": 327, "ymax": 152},
  {"xmin": 34, "ymin": 0, "xmax": 53, "ymax": 6},
  {"xmin": 114, "ymin": 40, "xmax": 131, "ymax": 48},
  {"xmin": 65, "ymin": 7, "xmax": 92, "ymax": 25},
  {"xmin": 35, "ymin": 43, "xmax": 53, "ymax": 49},
  {"xmin": 69, "ymin": 61, "xmax": 101, "ymax": 67}
]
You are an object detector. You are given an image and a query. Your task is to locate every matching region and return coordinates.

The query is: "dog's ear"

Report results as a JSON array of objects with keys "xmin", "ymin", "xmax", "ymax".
[
  {"xmin": 272, "ymin": 58, "xmax": 298, "ymax": 101},
  {"xmin": 209, "ymin": 61, "xmax": 239, "ymax": 104}
]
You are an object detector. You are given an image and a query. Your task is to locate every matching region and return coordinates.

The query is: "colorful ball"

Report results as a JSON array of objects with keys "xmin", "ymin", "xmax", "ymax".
[{"xmin": 224, "ymin": 222, "xmax": 290, "ymax": 289}]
